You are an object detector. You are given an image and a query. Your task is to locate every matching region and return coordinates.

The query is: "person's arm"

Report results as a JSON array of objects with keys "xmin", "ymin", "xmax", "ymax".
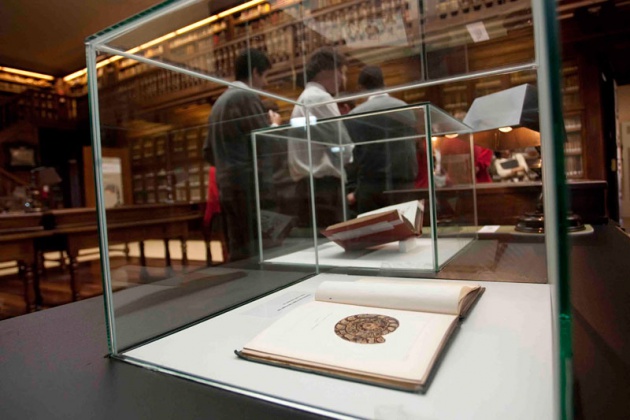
[
  {"xmin": 269, "ymin": 110, "xmax": 282, "ymax": 126},
  {"xmin": 513, "ymin": 153, "xmax": 529, "ymax": 178},
  {"xmin": 305, "ymin": 98, "xmax": 354, "ymax": 164},
  {"xmin": 232, "ymin": 94, "xmax": 277, "ymax": 205}
]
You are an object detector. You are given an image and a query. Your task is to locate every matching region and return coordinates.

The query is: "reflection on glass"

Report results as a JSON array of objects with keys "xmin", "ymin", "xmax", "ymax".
[
  {"xmin": 77, "ymin": 0, "xmax": 536, "ymax": 103},
  {"xmin": 85, "ymin": 0, "xmax": 551, "ymax": 361},
  {"xmin": 252, "ymin": 102, "xmax": 474, "ymax": 273}
]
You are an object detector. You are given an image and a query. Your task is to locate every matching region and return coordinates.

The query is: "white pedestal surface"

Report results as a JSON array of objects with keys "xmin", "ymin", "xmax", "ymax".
[
  {"xmin": 124, "ymin": 273, "xmax": 554, "ymax": 419},
  {"xmin": 265, "ymin": 237, "xmax": 473, "ymax": 270}
]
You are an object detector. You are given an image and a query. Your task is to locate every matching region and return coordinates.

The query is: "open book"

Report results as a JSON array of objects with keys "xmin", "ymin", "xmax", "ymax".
[
  {"xmin": 321, "ymin": 200, "xmax": 424, "ymax": 251},
  {"xmin": 237, "ymin": 278, "xmax": 484, "ymax": 392}
]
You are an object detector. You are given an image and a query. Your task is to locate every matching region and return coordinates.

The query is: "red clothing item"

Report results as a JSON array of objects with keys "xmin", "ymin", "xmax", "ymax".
[
  {"xmin": 414, "ymin": 141, "xmax": 429, "ymax": 188},
  {"xmin": 203, "ymin": 166, "xmax": 221, "ymax": 226},
  {"xmin": 474, "ymin": 146, "xmax": 493, "ymax": 183},
  {"xmin": 439, "ymin": 138, "xmax": 493, "ymax": 184}
]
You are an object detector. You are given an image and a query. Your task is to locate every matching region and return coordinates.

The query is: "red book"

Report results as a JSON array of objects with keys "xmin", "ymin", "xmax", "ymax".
[{"xmin": 322, "ymin": 200, "xmax": 424, "ymax": 251}]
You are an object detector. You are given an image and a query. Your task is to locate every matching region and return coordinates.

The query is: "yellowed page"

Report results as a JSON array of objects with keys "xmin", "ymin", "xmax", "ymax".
[
  {"xmin": 315, "ymin": 280, "xmax": 475, "ymax": 315},
  {"xmin": 242, "ymin": 300, "xmax": 457, "ymax": 383}
]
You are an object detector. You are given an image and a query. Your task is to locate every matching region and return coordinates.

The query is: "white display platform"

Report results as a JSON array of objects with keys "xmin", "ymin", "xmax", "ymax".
[
  {"xmin": 264, "ymin": 237, "xmax": 474, "ymax": 270},
  {"xmin": 124, "ymin": 273, "xmax": 554, "ymax": 419}
]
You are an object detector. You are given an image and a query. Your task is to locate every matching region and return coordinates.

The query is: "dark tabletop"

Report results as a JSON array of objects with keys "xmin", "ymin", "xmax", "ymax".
[
  {"xmin": 2, "ymin": 223, "xmax": 629, "ymax": 419},
  {"xmin": 0, "ymin": 294, "xmax": 327, "ymax": 420}
]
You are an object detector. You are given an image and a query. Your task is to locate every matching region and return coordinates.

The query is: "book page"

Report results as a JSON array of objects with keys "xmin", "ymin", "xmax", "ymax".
[
  {"xmin": 358, "ymin": 200, "xmax": 423, "ymax": 230},
  {"xmin": 315, "ymin": 280, "xmax": 472, "ymax": 315},
  {"xmin": 242, "ymin": 300, "xmax": 457, "ymax": 383}
]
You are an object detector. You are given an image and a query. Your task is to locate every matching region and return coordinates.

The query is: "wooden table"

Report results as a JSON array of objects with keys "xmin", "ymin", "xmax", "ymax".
[
  {"xmin": 387, "ymin": 180, "xmax": 607, "ymax": 226},
  {"xmin": 0, "ymin": 212, "xmax": 51, "ymax": 312},
  {"xmin": 38, "ymin": 203, "xmax": 202, "ymax": 301}
]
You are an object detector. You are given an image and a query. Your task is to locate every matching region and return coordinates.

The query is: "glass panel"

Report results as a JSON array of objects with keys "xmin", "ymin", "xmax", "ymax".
[
  {"xmin": 90, "ymin": 0, "xmax": 536, "ymax": 106},
  {"xmin": 95, "ymin": 0, "xmax": 309, "ymax": 101},
  {"xmin": 423, "ymin": 0, "xmax": 535, "ymax": 79},
  {"xmin": 427, "ymin": 105, "xmax": 477, "ymax": 270},
  {"xmin": 90, "ymin": 53, "xmax": 313, "ymax": 351},
  {"xmin": 251, "ymin": 123, "xmax": 318, "ymax": 267}
]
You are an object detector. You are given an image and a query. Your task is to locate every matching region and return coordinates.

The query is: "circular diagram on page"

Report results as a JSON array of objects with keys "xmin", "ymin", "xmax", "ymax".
[{"xmin": 334, "ymin": 314, "xmax": 399, "ymax": 344}]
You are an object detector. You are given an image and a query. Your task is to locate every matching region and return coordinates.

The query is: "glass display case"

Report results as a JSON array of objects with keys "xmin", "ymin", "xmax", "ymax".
[
  {"xmin": 252, "ymin": 103, "xmax": 475, "ymax": 274},
  {"xmin": 85, "ymin": 0, "xmax": 570, "ymax": 418}
]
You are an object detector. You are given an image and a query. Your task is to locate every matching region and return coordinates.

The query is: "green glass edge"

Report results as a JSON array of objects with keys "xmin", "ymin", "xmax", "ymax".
[
  {"xmin": 542, "ymin": 1, "xmax": 573, "ymax": 418},
  {"xmin": 424, "ymin": 106, "xmax": 439, "ymax": 271},
  {"xmin": 85, "ymin": 0, "xmax": 182, "ymax": 42},
  {"xmin": 85, "ymin": 44, "xmax": 118, "ymax": 354},
  {"xmin": 86, "ymin": 75, "xmax": 114, "ymax": 354}
]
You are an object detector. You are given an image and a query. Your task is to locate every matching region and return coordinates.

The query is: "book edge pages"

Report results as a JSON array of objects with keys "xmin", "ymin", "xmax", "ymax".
[
  {"xmin": 458, "ymin": 287, "xmax": 486, "ymax": 318},
  {"xmin": 236, "ymin": 349, "xmax": 423, "ymax": 392},
  {"xmin": 238, "ymin": 314, "xmax": 461, "ymax": 393},
  {"xmin": 321, "ymin": 211, "xmax": 415, "ymax": 251},
  {"xmin": 323, "ymin": 209, "xmax": 400, "ymax": 231}
]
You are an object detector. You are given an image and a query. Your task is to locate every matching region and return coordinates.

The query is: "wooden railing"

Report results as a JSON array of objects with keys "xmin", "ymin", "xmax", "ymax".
[{"xmin": 0, "ymin": 167, "xmax": 28, "ymax": 188}]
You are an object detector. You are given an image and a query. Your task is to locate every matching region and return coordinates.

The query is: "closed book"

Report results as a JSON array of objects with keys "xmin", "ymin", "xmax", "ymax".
[{"xmin": 321, "ymin": 200, "xmax": 424, "ymax": 251}]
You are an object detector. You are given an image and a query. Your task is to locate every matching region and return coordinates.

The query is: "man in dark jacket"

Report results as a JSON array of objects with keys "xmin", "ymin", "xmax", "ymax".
[
  {"xmin": 203, "ymin": 48, "xmax": 281, "ymax": 261},
  {"xmin": 344, "ymin": 66, "xmax": 418, "ymax": 213}
]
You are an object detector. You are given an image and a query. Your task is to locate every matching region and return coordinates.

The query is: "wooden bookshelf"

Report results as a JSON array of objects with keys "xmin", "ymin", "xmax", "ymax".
[{"xmin": 64, "ymin": 0, "xmax": 597, "ymax": 196}]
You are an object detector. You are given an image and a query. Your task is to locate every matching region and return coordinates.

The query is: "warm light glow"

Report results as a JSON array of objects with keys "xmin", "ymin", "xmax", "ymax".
[
  {"xmin": 498, "ymin": 126, "xmax": 513, "ymax": 133},
  {"xmin": 63, "ymin": 68, "xmax": 87, "ymax": 82},
  {"xmin": 175, "ymin": 16, "xmax": 219, "ymax": 35},
  {"xmin": 445, "ymin": 134, "xmax": 459, "ymax": 139},
  {"xmin": 64, "ymin": 0, "xmax": 266, "ymax": 82},
  {"xmin": 431, "ymin": 136, "xmax": 438, "ymax": 142},
  {"xmin": 218, "ymin": 0, "xmax": 266, "ymax": 18},
  {"xmin": 0, "ymin": 66, "xmax": 54, "ymax": 81},
  {"xmin": 130, "ymin": 33, "xmax": 177, "ymax": 54}
]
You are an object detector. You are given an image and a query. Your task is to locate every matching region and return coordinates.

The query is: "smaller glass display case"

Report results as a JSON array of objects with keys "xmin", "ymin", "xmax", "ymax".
[{"xmin": 252, "ymin": 103, "xmax": 476, "ymax": 274}]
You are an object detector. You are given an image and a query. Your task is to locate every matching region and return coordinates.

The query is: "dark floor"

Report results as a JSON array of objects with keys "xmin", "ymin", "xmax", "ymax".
[{"xmin": 0, "ymin": 256, "xmax": 206, "ymax": 320}]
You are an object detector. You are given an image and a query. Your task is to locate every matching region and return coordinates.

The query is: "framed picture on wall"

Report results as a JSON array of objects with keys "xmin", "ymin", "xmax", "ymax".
[
  {"xmin": 83, "ymin": 146, "xmax": 133, "ymax": 208},
  {"xmin": 5, "ymin": 142, "xmax": 37, "ymax": 169}
]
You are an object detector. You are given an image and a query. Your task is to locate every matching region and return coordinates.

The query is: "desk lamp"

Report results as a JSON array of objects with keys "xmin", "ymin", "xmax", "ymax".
[{"xmin": 463, "ymin": 84, "xmax": 584, "ymax": 233}]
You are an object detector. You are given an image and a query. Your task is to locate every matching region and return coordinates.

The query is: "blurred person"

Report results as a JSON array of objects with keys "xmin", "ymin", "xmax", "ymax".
[
  {"xmin": 493, "ymin": 149, "xmax": 531, "ymax": 182},
  {"xmin": 203, "ymin": 48, "xmax": 281, "ymax": 261},
  {"xmin": 344, "ymin": 66, "xmax": 418, "ymax": 213},
  {"xmin": 439, "ymin": 137, "xmax": 493, "ymax": 185},
  {"xmin": 288, "ymin": 47, "xmax": 354, "ymax": 227}
]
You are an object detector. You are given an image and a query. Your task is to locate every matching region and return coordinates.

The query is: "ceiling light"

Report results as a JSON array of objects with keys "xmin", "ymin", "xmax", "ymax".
[
  {"xmin": 65, "ymin": 0, "xmax": 267, "ymax": 82},
  {"xmin": 0, "ymin": 66, "xmax": 54, "ymax": 81}
]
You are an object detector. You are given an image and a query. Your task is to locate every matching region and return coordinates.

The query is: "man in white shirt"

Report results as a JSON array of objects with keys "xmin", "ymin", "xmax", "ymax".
[{"xmin": 288, "ymin": 47, "xmax": 353, "ymax": 228}]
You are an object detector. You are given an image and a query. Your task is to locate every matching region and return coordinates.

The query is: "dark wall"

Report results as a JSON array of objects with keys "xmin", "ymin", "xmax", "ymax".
[{"xmin": 38, "ymin": 126, "xmax": 90, "ymax": 207}]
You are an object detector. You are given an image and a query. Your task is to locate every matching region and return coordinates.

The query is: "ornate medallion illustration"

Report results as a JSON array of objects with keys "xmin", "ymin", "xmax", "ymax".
[{"xmin": 334, "ymin": 314, "xmax": 399, "ymax": 344}]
